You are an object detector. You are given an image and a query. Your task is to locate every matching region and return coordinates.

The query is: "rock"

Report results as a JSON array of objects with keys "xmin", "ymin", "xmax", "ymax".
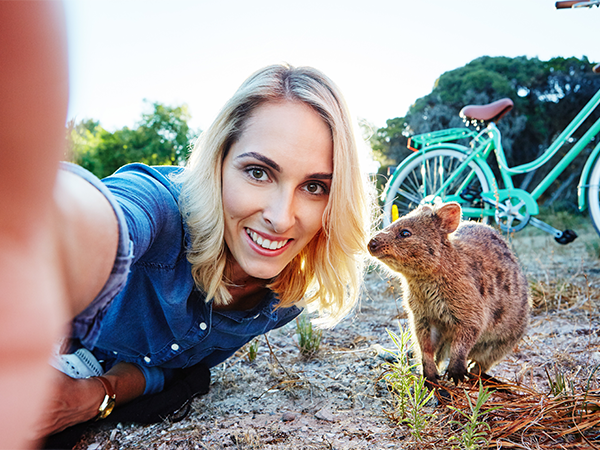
[
  {"xmin": 314, "ymin": 407, "xmax": 337, "ymax": 422},
  {"xmin": 281, "ymin": 412, "xmax": 296, "ymax": 422}
]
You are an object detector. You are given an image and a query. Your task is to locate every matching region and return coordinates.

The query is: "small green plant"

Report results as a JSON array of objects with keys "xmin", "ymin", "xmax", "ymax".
[
  {"xmin": 246, "ymin": 338, "xmax": 259, "ymax": 362},
  {"xmin": 383, "ymin": 327, "xmax": 419, "ymax": 419},
  {"xmin": 545, "ymin": 365, "xmax": 575, "ymax": 397},
  {"xmin": 448, "ymin": 381, "xmax": 500, "ymax": 450},
  {"xmin": 383, "ymin": 326, "xmax": 434, "ymax": 442},
  {"xmin": 295, "ymin": 313, "xmax": 322, "ymax": 357},
  {"xmin": 404, "ymin": 374, "xmax": 435, "ymax": 441}
]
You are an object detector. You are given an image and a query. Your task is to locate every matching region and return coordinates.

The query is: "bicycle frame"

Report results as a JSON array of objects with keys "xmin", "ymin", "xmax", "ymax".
[
  {"xmin": 493, "ymin": 87, "xmax": 600, "ymax": 210},
  {"xmin": 389, "ymin": 87, "xmax": 600, "ymax": 217}
]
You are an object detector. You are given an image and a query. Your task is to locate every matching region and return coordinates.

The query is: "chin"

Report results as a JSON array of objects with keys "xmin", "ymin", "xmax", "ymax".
[{"xmin": 247, "ymin": 266, "xmax": 285, "ymax": 280}]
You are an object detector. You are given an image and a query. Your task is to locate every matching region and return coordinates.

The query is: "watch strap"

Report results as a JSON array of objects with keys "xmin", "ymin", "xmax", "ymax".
[{"xmin": 92, "ymin": 376, "xmax": 116, "ymax": 420}]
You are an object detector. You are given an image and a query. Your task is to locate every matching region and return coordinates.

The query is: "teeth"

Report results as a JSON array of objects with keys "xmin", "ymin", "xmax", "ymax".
[{"xmin": 247, "ymin": 229, "xmax": 288, "ymax": 250}]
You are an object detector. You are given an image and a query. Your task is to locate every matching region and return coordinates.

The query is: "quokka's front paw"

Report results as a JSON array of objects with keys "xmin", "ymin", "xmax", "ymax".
[{"xmin": 446, "ymin": 360, "xmax": 468, "ymax": 386}]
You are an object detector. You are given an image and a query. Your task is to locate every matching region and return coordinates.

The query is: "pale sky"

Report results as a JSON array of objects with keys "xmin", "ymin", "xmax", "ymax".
[{"xmin": 64, "ymin": 0, "xmax": 600, "ymax": 134}]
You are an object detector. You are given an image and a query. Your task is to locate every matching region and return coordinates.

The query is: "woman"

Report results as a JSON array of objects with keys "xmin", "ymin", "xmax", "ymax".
[{"xmin": 36, "ymin": 63, "xmax": 373, "ymax": 440}]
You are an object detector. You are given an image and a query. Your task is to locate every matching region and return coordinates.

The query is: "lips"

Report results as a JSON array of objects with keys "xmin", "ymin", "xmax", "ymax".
[{"xmin": 245, "ymin": 228, "xmax": 290, "ymax": 250}]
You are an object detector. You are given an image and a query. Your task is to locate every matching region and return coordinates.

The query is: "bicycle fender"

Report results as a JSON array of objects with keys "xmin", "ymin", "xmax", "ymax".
[{"xmin": 577, "ymin": 140, "xmax": 600, "ymax": 212}]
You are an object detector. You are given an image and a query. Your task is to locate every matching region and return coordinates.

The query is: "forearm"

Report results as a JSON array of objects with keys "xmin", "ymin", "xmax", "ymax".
[
  {"xmin": 103, "ymin": 362, "xmax": 146, "ymax": 406},
  {"xmin": 34, "ymin": 362, "xmax": 146, "ymax": 440}
]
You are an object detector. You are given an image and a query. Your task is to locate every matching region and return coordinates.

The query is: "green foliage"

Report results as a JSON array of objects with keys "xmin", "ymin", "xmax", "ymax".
[
  {"xmin": 370, "ymin": 116, "xmax": 410, "ymax": 167},
  {"xmin": 545, "ymin": 365, "xmax": 575, "ymax": 397},
  {"xmin": 246, "ymin": 338, "xmax": 260, "ymax": 363},
  {"xmin": 66, "ymin": 101, "xmax": 197, "ymax": 179},
  {"xmin": 448, "ymin": 382, "xmax": 500, "ymax": 450},
  {"xmin": 295, "ymin": 314, "xmax": 322, "ymax": 357},
  {"xmin": 383, "ymin": 327, "xmax": 435, "ymax": 442},
  {"xmin": 404, "ymin": 374, "xmax": 436, "ymax": 441}
]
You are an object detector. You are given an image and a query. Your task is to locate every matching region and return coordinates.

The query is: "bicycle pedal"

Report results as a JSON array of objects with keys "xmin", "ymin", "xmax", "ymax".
[{"xmin": 554, "ymin": 229, "xmax": 578, "ymax": 245}]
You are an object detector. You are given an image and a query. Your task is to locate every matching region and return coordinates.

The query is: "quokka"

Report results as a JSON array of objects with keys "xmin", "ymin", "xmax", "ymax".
[{"xmin": 368, "ymin": 202, "xmax": 530, "ymax": 389}]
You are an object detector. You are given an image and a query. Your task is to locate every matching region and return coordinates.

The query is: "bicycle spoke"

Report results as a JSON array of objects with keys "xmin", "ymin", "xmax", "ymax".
[
  {"xmin": 397, "ymin": 188, "xmax": 422, "ymax": 205},
  {"xmin": 382, "ymin": 148, "xmax": 491, "ymax": 227}
]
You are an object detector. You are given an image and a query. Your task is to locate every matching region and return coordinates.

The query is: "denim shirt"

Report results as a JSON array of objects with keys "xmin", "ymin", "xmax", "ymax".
[{"xmin": 81, "ymin": 164, "xmax": 301, "ymax": 394}]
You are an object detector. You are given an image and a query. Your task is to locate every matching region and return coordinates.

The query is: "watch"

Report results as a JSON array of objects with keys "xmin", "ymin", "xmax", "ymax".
[{"xmin": 92, "ymin": 376, "xmax": 116, "ymax": 420}]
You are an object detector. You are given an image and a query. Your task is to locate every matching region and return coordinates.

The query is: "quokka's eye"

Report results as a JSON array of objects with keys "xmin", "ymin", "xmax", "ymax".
[{"xmin": 399, "ymin": 229, "xmax": 411, "ymax": 238}]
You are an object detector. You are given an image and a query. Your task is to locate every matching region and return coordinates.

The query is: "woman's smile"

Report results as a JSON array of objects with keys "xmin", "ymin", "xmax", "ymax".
[{"xmin": 245, "ymin": 228, "xmax": 290, "ymax": 251}]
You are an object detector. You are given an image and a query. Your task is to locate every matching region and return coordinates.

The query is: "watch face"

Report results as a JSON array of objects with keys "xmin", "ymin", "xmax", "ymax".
[{"xmin": 101, "ymin": 398, "xmax": 116, "ymax": 418}]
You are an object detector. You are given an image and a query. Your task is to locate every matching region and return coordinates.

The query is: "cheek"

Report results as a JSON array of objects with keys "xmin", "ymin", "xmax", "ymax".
[
  {"xmin": 300, "ymin": 202, "xmax": 327, "ymax": 241},
  {"xmin": 222, "ymin": 170, "xmax": 252, "ymax": 220}
]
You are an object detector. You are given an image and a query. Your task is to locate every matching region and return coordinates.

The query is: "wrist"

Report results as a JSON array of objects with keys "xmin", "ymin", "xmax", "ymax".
[{"xmin": 91, "ymin": 376, "xmax": 116, "ymax": 420}]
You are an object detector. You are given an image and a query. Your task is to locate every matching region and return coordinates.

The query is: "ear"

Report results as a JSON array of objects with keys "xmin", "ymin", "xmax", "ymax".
[{"xmin": 435, "ymin": 202, "xmax": 462, "ymax": 233}]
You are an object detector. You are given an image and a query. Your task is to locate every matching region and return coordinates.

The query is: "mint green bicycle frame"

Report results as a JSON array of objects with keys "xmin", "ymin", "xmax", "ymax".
[{"xmin": 388, "ymin": 87, "xmax": 600, "ymax": 218}]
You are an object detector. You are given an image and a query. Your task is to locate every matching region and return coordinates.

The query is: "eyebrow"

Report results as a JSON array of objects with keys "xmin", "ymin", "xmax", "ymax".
[
  {"xmin": 236, "ymin": 151, "xmax": 333, "ymax": 180},
  {"xmin": 236, "ymin": 152, "xmax": 281, "ymax": 172}
]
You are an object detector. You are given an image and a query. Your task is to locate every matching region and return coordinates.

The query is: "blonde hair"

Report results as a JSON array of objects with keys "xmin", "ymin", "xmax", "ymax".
[{"xmin": 178, "ymin": 63, "xmax": 372, "ymax": 326}]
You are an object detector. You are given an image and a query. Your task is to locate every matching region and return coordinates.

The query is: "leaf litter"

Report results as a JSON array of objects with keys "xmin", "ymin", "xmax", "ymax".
[{"xmin": 74, "ymin": 227, "xmax": 600, "ymax": 449}]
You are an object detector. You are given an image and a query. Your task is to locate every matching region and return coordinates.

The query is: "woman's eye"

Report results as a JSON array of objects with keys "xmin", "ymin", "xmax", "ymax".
[
  {"xmin": 248, "ymin": 168, "xmax": 268, "ymax": 181},
  {"xmin": 304, "ymin": 182, "xmax": 328, "ymax": 195},
  {"xmin": 399, "ymin": 229, "xmax": 411, "ymax": 238}
]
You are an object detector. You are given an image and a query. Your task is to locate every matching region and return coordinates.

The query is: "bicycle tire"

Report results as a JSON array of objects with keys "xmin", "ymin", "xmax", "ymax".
[
  {"xmin": 587, "ymin": 155, "xmax": 600, "ymax": 236},
  {"xmin": 382, "ymin": 149, "xmax": 491, "ymax": 227}
]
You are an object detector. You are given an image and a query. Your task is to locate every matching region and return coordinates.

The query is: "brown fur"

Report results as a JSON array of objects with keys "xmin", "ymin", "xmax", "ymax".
[{"xmin": 368, "ymin": 202, "xmax": 530, "ymax": 387}]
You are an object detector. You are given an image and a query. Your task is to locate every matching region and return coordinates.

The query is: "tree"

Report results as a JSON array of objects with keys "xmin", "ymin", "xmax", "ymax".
[{"xmin": 67, "ymin": 101, "xmax": 197, "ymax": 179}]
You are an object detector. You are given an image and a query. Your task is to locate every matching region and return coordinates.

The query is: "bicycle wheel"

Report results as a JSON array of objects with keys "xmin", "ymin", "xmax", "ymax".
[
  {"xmin": 382, "ymin": 149, "xmax": 491, "ymax": 227},
  {"xmin": 587, "ymin": 155, "xmax": 600, "ymax": 236}
]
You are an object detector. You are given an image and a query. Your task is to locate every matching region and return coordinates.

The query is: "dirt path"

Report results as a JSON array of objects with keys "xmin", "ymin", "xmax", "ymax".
[{"xmin": 74, "ymin": 225, "xmax": 600, "ymax": 449}]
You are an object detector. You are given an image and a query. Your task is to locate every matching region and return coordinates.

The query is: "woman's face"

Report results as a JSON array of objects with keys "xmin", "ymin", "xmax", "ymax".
[{"xmin": 222, "ymin": 100, "xmax": 333, "ymax": 281}]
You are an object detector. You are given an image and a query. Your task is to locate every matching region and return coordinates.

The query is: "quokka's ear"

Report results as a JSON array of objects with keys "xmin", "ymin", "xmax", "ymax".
[{"xmin": 435, "ymin": 202, "xmax": 462, "ymax": 234}]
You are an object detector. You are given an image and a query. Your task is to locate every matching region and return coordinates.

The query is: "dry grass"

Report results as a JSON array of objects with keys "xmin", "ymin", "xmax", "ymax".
[
  {"xmin": 442, "ymin": 376, "xmax": 599, "ymax": 449},
  {"xmin": 73, "ymin": 219, "xmax": 600, "ymax": 450}
]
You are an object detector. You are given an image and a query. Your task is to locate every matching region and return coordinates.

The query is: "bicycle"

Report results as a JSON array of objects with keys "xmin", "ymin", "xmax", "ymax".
[{"xmin": 381, "ymin": 0, "xmax": 600, "ymax": 244}]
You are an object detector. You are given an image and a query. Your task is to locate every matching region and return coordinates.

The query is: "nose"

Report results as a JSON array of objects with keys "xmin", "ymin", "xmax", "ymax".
[
  {"xmin": 368, "ymin": 237, "xmax": 381, "ymax": 256},
  {"xmin": 263, "ymin": 187, "xmax": 296, "ymax": 233}
]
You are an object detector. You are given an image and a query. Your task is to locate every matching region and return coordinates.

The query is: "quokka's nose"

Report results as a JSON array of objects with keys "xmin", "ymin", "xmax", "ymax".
[{"xmin": 368, "ymin": 237, "xmax": 381, "ymax": 255}]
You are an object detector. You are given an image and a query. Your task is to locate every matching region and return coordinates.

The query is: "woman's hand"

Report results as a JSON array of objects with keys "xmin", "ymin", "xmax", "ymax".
[
  {"xmin": 33, "ymin": 362, "xmax": 146, "ymax": 440},
  {"xmin": 33, "ymin": 371, "xmax": 105, "ymax": 439}
]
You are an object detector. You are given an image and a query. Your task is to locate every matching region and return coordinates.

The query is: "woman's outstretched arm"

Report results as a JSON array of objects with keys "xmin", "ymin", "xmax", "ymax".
[
  {"xmin": 0, "ymin": 2, "xmax": 70, "ymax": 449},
  {"xmin": 0, "ymin": 2, "xmax": 149, "ymax": 447}
]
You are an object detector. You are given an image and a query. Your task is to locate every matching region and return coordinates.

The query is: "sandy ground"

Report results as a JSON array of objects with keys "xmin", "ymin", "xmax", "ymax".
[{"xmin": 70, "ymin": 223, "xmax": 600, "ymax": 450}]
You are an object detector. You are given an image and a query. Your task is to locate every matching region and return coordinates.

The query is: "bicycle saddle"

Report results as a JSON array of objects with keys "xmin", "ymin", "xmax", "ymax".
[{"xmin": 459, "ymin": 98, "xmax": 514, "ymax": 123}]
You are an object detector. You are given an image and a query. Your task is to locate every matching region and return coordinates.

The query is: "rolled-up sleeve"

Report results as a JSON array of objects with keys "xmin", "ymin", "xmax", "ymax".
[{"xmin": 135, "ymin": 364, "xmax": 166, "ymax": 395}]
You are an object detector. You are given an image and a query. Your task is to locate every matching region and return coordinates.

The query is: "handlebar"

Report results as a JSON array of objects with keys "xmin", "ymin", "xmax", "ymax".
[
  {"xmin": 556, "ymin": 0, "xmax": 599, "ymax": 8},
  {"xmin": 556, "ymin": 1, "xmax": 599, "ymax": 74}
]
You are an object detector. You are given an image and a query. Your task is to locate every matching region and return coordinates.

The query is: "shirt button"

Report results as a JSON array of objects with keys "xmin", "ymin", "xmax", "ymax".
[
  {"xmin": 144, "ymin": 356, "xmax": 151, "ymax": 363},
  {"xmin": 199, "ymin": 322, "xmax": 207, "ymax": 331},
  {"xmin": 171, "ymin": 343, "xmax": 180, "ymax": 351}
]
